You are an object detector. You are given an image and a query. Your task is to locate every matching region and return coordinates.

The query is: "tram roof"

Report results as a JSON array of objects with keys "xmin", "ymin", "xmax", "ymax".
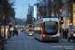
[
  {"xmin": 29, "ymin": 24, "xmax": 34, "ymax": 25},
  {"xmin": 34, "ymin": 18, "xmax": 59, "ymax": 24},
  {"xmin": 43, "ymin": 18, "xmax": 59, "ymax": 22}
]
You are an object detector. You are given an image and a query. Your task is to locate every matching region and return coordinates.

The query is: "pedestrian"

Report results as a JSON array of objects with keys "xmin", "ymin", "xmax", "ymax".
[
  {"xmin": 68, "ymin": 33, "xmax": 73, "ymax": 42},
  {"xmin": 63, "ymin": 29, "xmax": 66, "ymax": 39},
  {"xmin": 16, "ymin": 30, "xmax": 18, "ymax": 36},
  {"xmin": 65, "ymin": 29, "xmax": 67, "ymax": 39},
  {"xmin": 13, "ymin": 29, "xmax": 18, "ymax": 36}
]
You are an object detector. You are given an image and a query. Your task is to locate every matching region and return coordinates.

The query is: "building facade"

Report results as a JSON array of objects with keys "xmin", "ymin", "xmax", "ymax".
[{"xmin": 27, "ymin": 6, "xmax": 34, "ymax": 24}]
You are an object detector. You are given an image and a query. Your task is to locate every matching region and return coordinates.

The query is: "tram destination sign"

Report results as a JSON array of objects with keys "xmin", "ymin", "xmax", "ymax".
[{"xmin": 45, "ymin": 22, "xmax": 56, "ymax": 24}]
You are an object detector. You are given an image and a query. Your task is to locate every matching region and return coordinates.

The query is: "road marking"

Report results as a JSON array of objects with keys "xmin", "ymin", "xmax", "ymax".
[{"xmin": 57, "ymin": 43, "xmax": 64, "ymax": 46}]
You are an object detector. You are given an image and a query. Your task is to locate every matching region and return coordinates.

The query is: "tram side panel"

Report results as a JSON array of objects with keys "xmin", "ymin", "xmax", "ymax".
[{"xmin": 34, "ymin": 22, "xmax": 43, "ymax": 40}]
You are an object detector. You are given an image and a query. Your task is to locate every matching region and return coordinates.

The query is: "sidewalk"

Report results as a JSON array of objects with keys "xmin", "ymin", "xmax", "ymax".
[
  {"xmin": 63, "ymin": 39, "xmax": 68, "ymax": 41},
  {"xmin": 60, "ymin": 38, "xmax": 75, "ymax": 43},
  {"xmin": 4, "ymin": 35, "xmax": 18, "ymax": 50}
]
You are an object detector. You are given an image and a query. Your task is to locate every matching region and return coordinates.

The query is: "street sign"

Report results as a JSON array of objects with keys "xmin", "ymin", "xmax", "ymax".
[
  {"xmin": 58, "ymin": 8, "xmax": 64, "ymax": 14},
  {"xmin": 69, "ymin": 26, "xmax": 73, "ymax": 30}
]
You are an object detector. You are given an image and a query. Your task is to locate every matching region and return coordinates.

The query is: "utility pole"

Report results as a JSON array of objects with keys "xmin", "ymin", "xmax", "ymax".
[
  {"xmin": 3, "ymin": 13, "xmax": 5, "ymax": 38},
  {"xmin": 3, "ymin": 13, "xmax": 7, "ymax": 43},
  {"xmin": 59, "ymin": 8, "xmax": 64, "ymax": 41},
  {"xmin": 61, "ymin": 20, "xmax": 63, "ymax": 41}
]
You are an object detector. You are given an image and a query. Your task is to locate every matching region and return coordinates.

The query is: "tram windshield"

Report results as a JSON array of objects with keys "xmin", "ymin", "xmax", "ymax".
[
  {"xmin": 44, "ymin": 22, "xmax": 58, "ymax": 35},
  {"xmin": 29, "ymin": 24, "xmax": 34, "ymax": 31}
]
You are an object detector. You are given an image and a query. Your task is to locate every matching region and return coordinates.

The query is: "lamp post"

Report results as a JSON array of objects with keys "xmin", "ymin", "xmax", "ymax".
[{"xmin": 61, "ymin": 17, "xmax": 64, "ymax": 41}]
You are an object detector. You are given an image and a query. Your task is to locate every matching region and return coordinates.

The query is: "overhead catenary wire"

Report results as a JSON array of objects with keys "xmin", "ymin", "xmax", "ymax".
[
  {"xmin": 20, "ymin": 0, "xmax": 30, "ymax": 19},
  {"xmin": 12, "ymin": 0, "xmax": 31, "ymax": 19}
]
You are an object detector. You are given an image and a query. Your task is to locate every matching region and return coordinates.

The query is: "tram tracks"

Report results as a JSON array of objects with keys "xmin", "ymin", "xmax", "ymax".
[
  {"xmin": 22, "ymin": 33, "xmax": 75, "ymax": 50},
  {"xmin": 14, "ymin": 36, "xmax": 18, "ymax": 50},
  {"xmin": 21, "ymin": 33, "xmax": 41, "ymax": 50},
  {"xmin": 20, "ymin": 34, "xmax": 27, "ymax": 50},
  {"xmin": 23, "ymin": 33, "xmax": 63, "ymax": 50},
  {"xmin": 23, "ymin": 33, "xmax": 65, "ymax": 50}
]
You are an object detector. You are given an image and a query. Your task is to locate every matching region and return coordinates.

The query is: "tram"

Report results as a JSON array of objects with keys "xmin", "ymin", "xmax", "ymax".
[{"xmin": 34, "ymin": 18, "xmax": 60, "ymax": 42}]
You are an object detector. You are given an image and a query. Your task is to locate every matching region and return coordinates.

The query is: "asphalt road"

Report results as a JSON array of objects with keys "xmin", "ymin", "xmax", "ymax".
[{"xmin": 4, "ymin": 32, "xmax": 75, "ymax": 50}]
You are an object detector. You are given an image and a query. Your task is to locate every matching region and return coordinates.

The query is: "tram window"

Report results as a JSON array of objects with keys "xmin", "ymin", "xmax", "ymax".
[{"xmin": 43, "ymin": 22, "xmax": 58, "ymax": 35}]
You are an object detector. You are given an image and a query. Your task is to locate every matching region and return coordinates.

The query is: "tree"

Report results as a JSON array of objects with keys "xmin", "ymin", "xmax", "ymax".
[
  {"xmin": 0, "ymin": 0, "xmax": 15, "ymax": 25},
  {"xmin": 52, "ymin": 0, "xmax": 64, "ymax": 17}
]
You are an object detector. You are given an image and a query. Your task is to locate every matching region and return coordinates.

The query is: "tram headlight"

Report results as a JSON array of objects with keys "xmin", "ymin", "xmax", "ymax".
[{"xmin": 57, "ymin": 34, "xmax": 60, "ymax": 37}]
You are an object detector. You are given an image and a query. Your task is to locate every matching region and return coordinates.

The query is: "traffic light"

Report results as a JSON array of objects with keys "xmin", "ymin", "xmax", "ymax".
[
  {"xmin": 9, "ymin": 22, "xmax": 12, "ymax": 27},
  {"xmin": 60, "ymin": 17, "xmax": 64, "ymax": 24},
  {"xmin": 9, "ymin": 22, "xmax": 12, "ymax": 38},
  {"xmin": 74, "ymin": 29, "xmax": 75, "ymax": 33}
]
